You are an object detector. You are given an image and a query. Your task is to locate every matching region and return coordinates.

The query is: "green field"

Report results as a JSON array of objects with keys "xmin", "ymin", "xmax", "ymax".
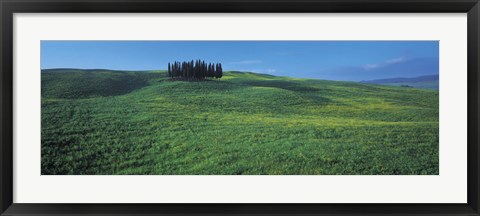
[
  {"xmin": 375, "ymin": 81, "xmax": 439, "ymax": 90},
  {"xmin": 41, "ymin": 69, "xmax": 439, "ymax": 175}
]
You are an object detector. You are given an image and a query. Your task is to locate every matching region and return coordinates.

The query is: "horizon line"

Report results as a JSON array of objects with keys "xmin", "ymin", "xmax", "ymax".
[{"xmin": 40, "ymin": 67, "xmax": 439, "ymax": 82}]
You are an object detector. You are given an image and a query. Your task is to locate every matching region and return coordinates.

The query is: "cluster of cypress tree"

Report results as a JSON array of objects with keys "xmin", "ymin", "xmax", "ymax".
[{"xmin": 167, "ymin": 60, "xmax": 223, "ymax": 80}]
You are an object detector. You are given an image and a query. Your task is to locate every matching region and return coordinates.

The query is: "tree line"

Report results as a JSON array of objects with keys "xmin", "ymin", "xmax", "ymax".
[{"xmin": 168, "ymin": 60, "xmax": 223, "ymax": 80}]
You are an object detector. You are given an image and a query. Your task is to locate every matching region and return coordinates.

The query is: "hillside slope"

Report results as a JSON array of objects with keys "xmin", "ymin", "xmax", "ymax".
[
  {"xmin": 361, "ymin": 74, "xmax": 439, "ymax": 90},
  {"xmin": 41, "ymin": 69, "xmax": 439, "ymax": 175}
]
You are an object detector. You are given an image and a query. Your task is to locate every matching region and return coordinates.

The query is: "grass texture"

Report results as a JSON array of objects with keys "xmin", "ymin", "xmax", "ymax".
[{"xmin": 41, "ymin": 69, "xmax": 439, "ymax": 175}]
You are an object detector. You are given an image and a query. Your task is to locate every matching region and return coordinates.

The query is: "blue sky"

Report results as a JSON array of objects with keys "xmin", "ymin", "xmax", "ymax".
[{"xmin": 41, "ymin": 41, "xmax": 438, "ymax": 81}]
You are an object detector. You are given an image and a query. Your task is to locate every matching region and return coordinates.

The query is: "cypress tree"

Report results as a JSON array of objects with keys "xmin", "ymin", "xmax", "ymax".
[
  {"xmin": 212, "ymin": 63, "xmax": 221, "ymax": 79},
  {"xmin": 218, "ymin": 63, "xmax": 223, "ymax": 79},
  {"xmin": 168, "ymin": 63, "xmax": 171, "ymax": 77},
  {"xmin": 166, "ymin": 60, "xmax": 223, "ymax": 80}
]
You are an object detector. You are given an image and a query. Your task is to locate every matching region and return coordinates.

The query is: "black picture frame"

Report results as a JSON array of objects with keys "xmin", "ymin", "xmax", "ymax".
[{"xmin": 1, "ymin": 0, "xmax": 479, "ymax": 215}]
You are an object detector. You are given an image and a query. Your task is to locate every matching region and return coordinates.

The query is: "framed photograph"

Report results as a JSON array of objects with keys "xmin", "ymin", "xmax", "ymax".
[{"xmin": 1, "ymin": 0, "xmax": 479, "ymax": 215}]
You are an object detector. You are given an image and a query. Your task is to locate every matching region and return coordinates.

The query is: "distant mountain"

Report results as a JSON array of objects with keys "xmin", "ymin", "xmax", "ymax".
[
  {"xmin": 361, "ymin": 74, "xmax": 439, "ymax": 90},
  {"xmin": 361, "ymin": 74, "xmax": 438, "ymax": 84},
  {"xmin": 318, "ymin": 57, "xmax": 439, "ymax": 81}
]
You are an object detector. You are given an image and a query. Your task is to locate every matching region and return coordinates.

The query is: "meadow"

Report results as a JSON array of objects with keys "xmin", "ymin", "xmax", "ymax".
[
  {"xmin": 41, "ymin": 69, "xmax": 439, "ymax": 175},
  {"xmin": 378, "ymin": 81, "xmax": 439, "ymax": 90}
]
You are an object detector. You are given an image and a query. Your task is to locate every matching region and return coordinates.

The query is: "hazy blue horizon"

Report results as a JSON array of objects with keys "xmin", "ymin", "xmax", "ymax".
[{"xmin": 41, "ymin": 41, "xmax": 439, "ymax": 81}]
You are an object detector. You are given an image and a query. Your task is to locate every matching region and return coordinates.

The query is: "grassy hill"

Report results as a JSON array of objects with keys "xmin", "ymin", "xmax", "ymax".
[
  {"xmin": 378, "ymin": 81, "xmax": 439, "ymax": 90},
  {"xmin": 361, "ymin": 75, "xmax": 439, "ymax": 90},
  {"xmin": 41, "ymin": 69, "xmax": 439, "ymax": 175}
]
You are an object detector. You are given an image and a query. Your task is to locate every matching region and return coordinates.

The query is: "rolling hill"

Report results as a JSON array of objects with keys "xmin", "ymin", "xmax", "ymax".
[
  {"xmin": 361, "ymin": 74, "xmax": 439, "ymax": 90},
  {"xmin": 41, "ymin": 69, "xmax": 439, "ymax": 175}
]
